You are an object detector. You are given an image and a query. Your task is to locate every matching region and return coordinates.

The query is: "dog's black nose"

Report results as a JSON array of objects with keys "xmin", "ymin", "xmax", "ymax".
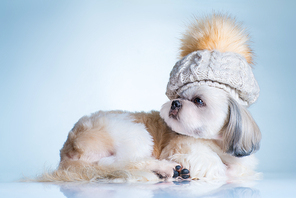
[{"xmin": 171, "ymin": 100, "xmax": 181, "ymax": 110}]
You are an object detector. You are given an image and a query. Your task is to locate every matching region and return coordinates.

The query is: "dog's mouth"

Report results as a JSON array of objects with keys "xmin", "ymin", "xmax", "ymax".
[{"xmin": 169, "ymin": 109, "xmax": 179, "ymax": 120}]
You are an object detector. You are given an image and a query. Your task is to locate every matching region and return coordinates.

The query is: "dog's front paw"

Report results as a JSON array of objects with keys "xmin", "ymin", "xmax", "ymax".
[{"xmin": 154, "ymin": 164, "xmax": 191, "ymax": 180}]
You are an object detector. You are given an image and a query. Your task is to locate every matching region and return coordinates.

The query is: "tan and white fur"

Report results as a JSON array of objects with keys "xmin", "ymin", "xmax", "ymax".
[{"xmin": 37, "ymin": 14, "xmax": 261, "ymax": 182}]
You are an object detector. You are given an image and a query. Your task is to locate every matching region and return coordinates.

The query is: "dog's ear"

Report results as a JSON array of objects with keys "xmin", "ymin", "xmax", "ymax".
[{"xmin": 222, "ymin": 97, "xmax": 261, "ymax": 157}]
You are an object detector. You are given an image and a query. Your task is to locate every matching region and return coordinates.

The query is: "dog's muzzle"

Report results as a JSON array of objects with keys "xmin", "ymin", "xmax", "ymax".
[{"xmin": 169, "ymin": 100, "xmax": 181, "ymax": 119}]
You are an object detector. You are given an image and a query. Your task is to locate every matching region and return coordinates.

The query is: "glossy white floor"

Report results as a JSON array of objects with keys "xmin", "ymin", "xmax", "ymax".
[{"xmin": 1, "ymin": 173, "xmax": 295, "ymax": 198}]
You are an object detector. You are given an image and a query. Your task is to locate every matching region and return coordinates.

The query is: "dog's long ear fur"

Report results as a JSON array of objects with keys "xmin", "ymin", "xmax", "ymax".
[{"xmin": 222, "ymin": 97, "xmax": 261, "ymax": 157}]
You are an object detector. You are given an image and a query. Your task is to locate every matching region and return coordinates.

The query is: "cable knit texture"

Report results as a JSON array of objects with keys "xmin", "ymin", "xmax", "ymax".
[{"xmin": 166, "ymin": 50, "xmax": 260, "ymax": 106}]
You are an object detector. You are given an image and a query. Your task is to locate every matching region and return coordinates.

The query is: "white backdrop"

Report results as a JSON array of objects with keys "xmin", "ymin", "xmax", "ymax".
[{"xmin": 1, "ymin": 0, "xmax": 295, "ymax": 182}]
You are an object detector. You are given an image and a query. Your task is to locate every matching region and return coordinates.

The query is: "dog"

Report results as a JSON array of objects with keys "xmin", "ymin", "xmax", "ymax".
[{"xmin": 38, "ymin": 13, "xmax": 261, "ymax": 182}]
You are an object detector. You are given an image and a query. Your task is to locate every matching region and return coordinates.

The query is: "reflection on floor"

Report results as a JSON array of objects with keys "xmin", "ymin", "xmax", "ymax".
[
  {"xmin": 59, "ymin": 180, "xmax": 260, "ymax": 198},
  {"xmin": 1, "ymin": 173, "xmax": 296, "ymax": 198}
]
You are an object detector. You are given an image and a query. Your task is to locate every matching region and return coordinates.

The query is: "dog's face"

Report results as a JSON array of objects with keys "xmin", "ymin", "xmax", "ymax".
[
  {"xmin": 160, "ymin": 85, "xmax": 229, "ymax": 139},
  {"xmin": 160, "ymin": 85, "xmax": 261, "ymax": 157}
]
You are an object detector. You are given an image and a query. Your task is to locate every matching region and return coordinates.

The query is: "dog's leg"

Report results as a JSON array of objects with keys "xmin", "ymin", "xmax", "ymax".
[
  {"xmin": 128, "ymin": 158, "xmax": 179, "ymax": 179},
  {"xmin": 59, "ymin": 126, "xmax": 115, "ymax": 169},
  {"xmin": 160, "ymin": 136, "xmax": 227, "ymax": 180}
]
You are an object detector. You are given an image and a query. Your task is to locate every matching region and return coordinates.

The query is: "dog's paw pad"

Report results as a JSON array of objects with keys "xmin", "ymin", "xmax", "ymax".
[
  {"xmin": 180, "ymin": 168, "xmax": 189, "ymax": 174},
  {"xmin": 173, "ymin": 166, "xmax": 190, "ymax": 179},
  {"xmin": 173, "ymin": 169, "xmax": 179, "ymax": 178},
  {"xmin": 175, "ymin": 165, "xmax": 182, "ymax": 172},
  {"xmin": 180, "ymin": 168, "xmax": 190, "ymax": 179}
]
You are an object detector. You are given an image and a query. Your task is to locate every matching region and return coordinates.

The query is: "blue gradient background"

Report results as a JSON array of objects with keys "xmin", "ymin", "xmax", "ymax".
[{"xmin": 0, "ymin": 0, "xmax": 295, "ymax": 182}]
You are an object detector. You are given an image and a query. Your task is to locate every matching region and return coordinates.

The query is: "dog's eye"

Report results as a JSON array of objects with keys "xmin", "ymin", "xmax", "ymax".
[{"xmin": 193, "ymin": 97, "xmax": 205, "ymax": 106}]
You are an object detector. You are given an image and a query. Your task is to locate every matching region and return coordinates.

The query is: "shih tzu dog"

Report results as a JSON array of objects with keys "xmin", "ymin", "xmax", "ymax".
[{"xmin": 39, "ymin": 13, "xmax": 261, "ymax": 182}]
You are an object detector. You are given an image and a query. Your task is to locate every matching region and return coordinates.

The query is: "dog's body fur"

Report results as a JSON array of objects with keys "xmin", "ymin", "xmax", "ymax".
[
  {"xmin": 37, "ymin": 14, "xmax": 261, "ymax": 182},
  {"xmin": 59, "ymin": 110, "xmax": 180, "ymax": 180}
]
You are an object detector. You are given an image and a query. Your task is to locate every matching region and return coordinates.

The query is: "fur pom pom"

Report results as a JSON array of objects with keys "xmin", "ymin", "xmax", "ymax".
[{"xmin": 180, "ymin": 13, "xmax": 253, "ymax": 64}]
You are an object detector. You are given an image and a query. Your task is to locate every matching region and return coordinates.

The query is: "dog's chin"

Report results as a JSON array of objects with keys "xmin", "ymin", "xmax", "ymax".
[
  {"xmin": 160, "ymin": 103, "xmax": 203, "ymax": 138},
  {"xmin": 168, "ymin": 119, "xmax": 204, "ymax": 138},
  {"xmin": 164, "ymin": 116, "xmax": 222, "ymax": 139}
]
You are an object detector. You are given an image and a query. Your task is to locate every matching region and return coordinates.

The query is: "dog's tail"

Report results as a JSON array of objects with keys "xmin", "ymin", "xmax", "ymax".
[
  {"xmin": 22, "ymin": 161, "xmax": 160, "ymax": 182},
  {"xmin": 180, "ymin": 13, "xmax": 253, "ymax": 64}
]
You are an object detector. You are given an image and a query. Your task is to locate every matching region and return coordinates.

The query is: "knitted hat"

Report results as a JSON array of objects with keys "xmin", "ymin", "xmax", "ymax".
[{"xmin": 166, "ymin": 14, "xmax": 259, "ymax": 106}]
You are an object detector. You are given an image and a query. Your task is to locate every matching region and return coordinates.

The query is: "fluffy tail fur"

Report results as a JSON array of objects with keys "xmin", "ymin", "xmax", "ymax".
[
  {"xmin": 180, "ymin": 13, "xmax": 253, "ymax": 64},
  {"xmin": 24, "ymin": 162, "xmax": 160, "ymax": 182}
]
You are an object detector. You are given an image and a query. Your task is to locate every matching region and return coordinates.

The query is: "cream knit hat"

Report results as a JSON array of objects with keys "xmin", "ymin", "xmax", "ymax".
[{"xmin": 166, "ymin": 14, "xmax": 259, "ymax": 106}]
